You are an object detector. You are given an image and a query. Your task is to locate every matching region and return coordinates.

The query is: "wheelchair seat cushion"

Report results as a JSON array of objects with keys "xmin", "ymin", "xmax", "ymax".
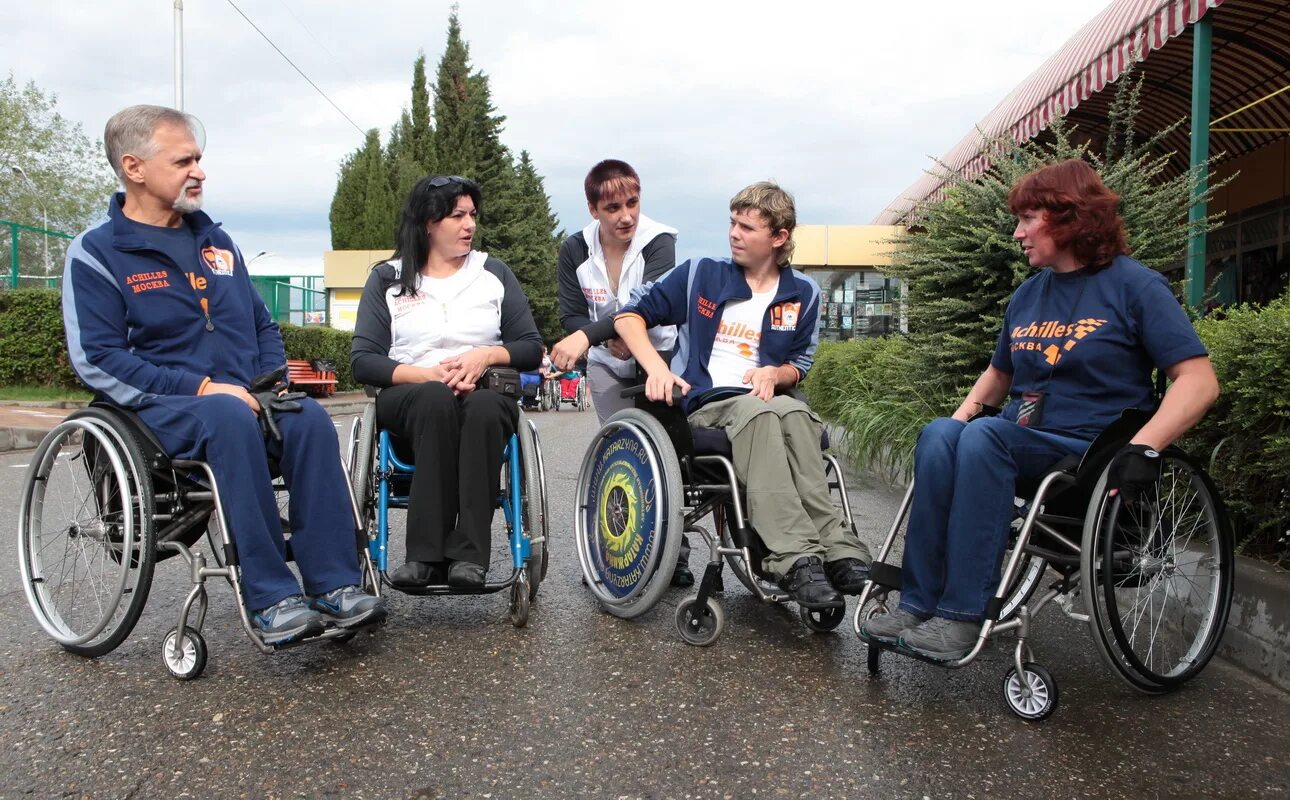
[{"xmin": 690, "ymin": 425, "xmax": 830, "ymax": 458}]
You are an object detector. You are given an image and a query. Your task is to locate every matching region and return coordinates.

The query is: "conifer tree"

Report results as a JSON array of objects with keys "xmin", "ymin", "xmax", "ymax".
[
  {"xmin": 409, "ymin": 52, "xmax": 434, "ymax": 171},
  {"xmin": 329, "ymin": 129, "xmax": 395, "ymax": 249},
  {"xmin": 431, "ymin": 12, "xmax": 480, "ymax": 177}
]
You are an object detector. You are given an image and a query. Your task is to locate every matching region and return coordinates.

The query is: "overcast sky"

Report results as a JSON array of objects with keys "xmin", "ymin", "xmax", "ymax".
[{"xmin": 4, "ymin": 0, "xmax": 1111, "ymax": 272}]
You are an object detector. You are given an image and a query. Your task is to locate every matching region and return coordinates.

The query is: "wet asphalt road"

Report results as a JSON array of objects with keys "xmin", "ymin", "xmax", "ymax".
[{"xmin": 1, "ymin": 406, "xmax": 1287, "ymax": 799}]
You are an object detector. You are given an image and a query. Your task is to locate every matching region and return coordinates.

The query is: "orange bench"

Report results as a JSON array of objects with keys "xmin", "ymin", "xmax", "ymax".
[{"xmin": 286, "ymin": 359, "xmax": 337, "ymax": 397}]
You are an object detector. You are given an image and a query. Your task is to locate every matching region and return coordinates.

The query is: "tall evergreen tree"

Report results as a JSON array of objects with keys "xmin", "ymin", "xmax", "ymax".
[
  {"xmin": 510, "ymin": 150, "xmax": 563, "ymax": 342},
  {"xmin": 409, "ymin": 52, "xmax": 434, "ymax": 171},
  {"xmin": 329, "ymin": 129, "xmax": 395, "ymax": 249},
  {"xmin": 431, "ymin": 13, "xmax": 480, "ymax": 177}
]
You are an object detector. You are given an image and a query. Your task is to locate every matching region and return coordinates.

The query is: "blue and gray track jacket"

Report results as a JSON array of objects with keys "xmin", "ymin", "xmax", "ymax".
[
  {"xmin": 617, "ymin": 257, "xmax": 822, "ymax": 414},
  {"xmin": 62, "ymin": 194, "xmax": 284, "ymax": 407}
]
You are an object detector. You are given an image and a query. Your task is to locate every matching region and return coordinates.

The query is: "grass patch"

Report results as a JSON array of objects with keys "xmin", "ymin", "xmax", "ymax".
[{"xmin": 0, "ymin": 385, "xmax": 92, "ymax": 402}]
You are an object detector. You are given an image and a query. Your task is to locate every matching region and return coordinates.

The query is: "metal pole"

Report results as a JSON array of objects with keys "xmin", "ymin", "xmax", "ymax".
[
  {"xmin": 9, "ymin": 222, "xmax": 18, "ymax": 289},
  {"xmin": 10, "ymin": 165, "xmax": 50, "ymax": 278},
  {"xmin": 1186, "ymin": 16, "xmax": 1213, "ymax": 310},
  {"xmin": 174, "ymin": 0, "xmax": 184, "ymax": 110}
]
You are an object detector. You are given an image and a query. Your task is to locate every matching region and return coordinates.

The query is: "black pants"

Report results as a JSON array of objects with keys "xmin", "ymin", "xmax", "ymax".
[{"xmin": 376, "ymin": 383, "xmax": 518, "ymax": 567}]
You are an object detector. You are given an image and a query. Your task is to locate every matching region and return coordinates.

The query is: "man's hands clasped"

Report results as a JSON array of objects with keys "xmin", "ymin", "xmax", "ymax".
[{"xmin": 248, "ymin": 367, "xmax": 307, "ymax": 442}]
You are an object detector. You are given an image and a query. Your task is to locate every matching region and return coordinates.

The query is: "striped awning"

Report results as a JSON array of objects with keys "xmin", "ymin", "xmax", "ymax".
[{"xmin": 875, "ymin": 0, "xmax": 1238, "ymax": 224}]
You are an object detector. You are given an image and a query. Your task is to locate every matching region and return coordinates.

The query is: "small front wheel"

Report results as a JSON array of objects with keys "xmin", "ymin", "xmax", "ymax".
[
  {"xmin": 510, "ymin": 573, "xmax": 531, "ymax": 628},
  {"xmin": 1001, "ymin": 662, "xmax": 1058, "ymax": 721},
  {"xmin": 162, "ymin": 627, "xmax": 207, "ymax": 681},
  {"xmin": 799, "ymin": 603, "xmax": 846, "ymax": 633},
  {"xmin": 675, "ymin": 596, "xmax": 724, "ymax": 646}
]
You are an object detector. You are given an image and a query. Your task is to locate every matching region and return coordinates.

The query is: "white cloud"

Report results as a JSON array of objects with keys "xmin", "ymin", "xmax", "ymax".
[{"xmin": 3, "ymin": 0, "xmax": 1110, "ymax": 265}]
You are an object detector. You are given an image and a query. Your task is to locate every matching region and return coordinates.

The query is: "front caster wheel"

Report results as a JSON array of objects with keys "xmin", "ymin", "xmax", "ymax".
[
  {"xmin": 675, "ymin": 596, "xmax": 724, "ymax": 646},
  {"xmin": 510, "ymin": 573, "xmax": 531, "ymax": 628},
  {"xmin": 162, "ymin": 627, "xmax": 207, "ymax": 680},
  {"xmin": 800, "ymin": 604, "xmax": 846, "ymax": 633},
  {"xmin": 1002, "ymin": 662, "xmax": 1058, "ymax": 720}
]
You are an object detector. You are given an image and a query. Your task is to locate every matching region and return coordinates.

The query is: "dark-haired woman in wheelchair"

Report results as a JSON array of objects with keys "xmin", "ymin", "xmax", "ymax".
[
  {"xmin": 859, "ymin": 159, "xmax": 1219, "ymax": 660},
  {"xmin": 350, "ymin": 175, "xmax": 542, "ymax": 589}
]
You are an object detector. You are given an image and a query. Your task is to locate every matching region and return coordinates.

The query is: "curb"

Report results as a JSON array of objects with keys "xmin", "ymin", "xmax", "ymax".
[{"xmin": 0, "ymin": 427, "xmax": 52, "ymax": 453}]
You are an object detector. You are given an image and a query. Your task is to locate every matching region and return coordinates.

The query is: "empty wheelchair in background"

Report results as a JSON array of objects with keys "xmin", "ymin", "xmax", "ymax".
[
  {"xmin": 18, "ymin": 405, "xmax": 377, "ymax": 680},
  {"xmin": 855, "ymin": 409, "xmax": 1233, "ymax": 720},
  {"xmin": 575, "ymin": 387, "xmax": 857, "ymax": 645},
  {"xmin": 347, "ymin": 392, "xmax": 549, "ymax": 626}
]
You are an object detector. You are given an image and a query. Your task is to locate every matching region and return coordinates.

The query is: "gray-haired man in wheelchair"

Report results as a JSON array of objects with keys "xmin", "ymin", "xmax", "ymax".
[
  {"xmin": 63, "ymin": 105, "xmax": 384, "ymax": 645},
  {"xmin": 614, "ymin": 181, "xmax": 871, "ymax": 610}
]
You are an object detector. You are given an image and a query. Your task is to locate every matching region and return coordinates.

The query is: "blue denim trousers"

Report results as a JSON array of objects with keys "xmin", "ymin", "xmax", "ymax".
[{"xmin": 899, "ymin": 416, "xmax": 1090, "ymax": 622}]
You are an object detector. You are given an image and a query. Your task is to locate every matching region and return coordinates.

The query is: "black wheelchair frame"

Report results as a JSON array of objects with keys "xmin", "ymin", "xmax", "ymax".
[{"xmin": 855, "ymin": 409, "xmax": 1235, "ymax": 720}]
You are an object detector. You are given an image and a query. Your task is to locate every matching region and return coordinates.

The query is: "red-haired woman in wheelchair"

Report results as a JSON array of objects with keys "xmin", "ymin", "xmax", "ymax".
[{"xmin": 860, "ymin": 159, "xmax": 1219, "ymax": 660}]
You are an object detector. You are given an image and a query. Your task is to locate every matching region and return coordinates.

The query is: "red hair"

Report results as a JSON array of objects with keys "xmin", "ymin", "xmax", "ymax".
[
  {"xmin": 584, "ymin": 159, "xmax": 641, "ymax": 206},
  {"xmin": 1007, "ymin": 159, "xmax": 1129, "ymax": 268}
]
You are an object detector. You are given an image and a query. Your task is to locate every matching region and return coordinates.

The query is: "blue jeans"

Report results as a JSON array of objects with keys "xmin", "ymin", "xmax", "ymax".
[{"xmin": 899, "ymin": 416, "xmax": 1090, "ymax": 622}]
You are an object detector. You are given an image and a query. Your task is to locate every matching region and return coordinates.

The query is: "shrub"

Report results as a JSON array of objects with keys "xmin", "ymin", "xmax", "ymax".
[
  {"xmin": 1189, "ymin": 296, "xmax": 1290, "ymax": 566},
  {"xmin": 279, "ymin": 323, "xmax": 359, "ymax": 391},
  {"xmin": 0, "ymin": 288, "xmax": 79, "ymax": 388}
]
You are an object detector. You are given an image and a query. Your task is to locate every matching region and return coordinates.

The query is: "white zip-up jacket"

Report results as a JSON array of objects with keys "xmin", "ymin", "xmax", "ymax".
[
  {"xmin": 557, "ymin": 214, "xmax": 678, "ymax": 379},
  {"xmin": 350, "ymin": 251, "xmax": 542, "ymax": 387}
]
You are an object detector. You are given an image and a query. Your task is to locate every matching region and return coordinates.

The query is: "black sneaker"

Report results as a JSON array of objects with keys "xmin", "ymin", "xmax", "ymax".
[
  {"xmin": 824, "ymin": 558, "xmax": 871, "ymax": 594},
  {"xmin": 777, "ymin": 556, "xmax": 844, "ymax": 609}
]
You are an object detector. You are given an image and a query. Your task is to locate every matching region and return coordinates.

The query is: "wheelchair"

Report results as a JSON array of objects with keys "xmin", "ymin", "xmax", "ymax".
[
  {"xmin": 554, "ymin": 371, "xmax": 589, "ymax": 412},
  {"xmin": 346, "ymin": 392, "xmax": 549, "ymax": 626},
  {"xmin": 574, "ymin": 387, "xmax": 858, "ymax": 645},
  {"xmin": 17, "ymin": 404, "xmax": 377, "ymax": 681},
  {"xmin": 855, "ymin": 409, "xmax": 1234, "ymax": 720}
]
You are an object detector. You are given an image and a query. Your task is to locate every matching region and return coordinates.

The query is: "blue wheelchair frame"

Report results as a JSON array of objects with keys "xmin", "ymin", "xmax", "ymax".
[{"xmin": 371, "ymin": 429, "xmax": 530, "ymax": 593}]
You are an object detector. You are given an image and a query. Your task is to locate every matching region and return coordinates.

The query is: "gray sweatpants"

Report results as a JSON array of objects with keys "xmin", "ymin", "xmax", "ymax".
[
  {"xmin": 687, "ymin": 393, "xmax": 871, "ymax": 577},
  {"xmin": 587, "ymin": 361, "xmax": 635, "ymax": 425}
]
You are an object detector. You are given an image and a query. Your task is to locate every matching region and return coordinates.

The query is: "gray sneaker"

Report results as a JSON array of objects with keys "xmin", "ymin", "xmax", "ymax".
[
  {"xmin": 898, "ymin": 617, "xmax": 980, "ymax": 661},
  {"xmin": 308, "ymin": 585, "xmax": 387, "ymax": 628},
  {"xmin": 860, "ymin": 608, "xmax": 930, "ymax": 644},
  {"xmin": 253, "ymin": 595, "xmax": 326, "ymax": 644}
]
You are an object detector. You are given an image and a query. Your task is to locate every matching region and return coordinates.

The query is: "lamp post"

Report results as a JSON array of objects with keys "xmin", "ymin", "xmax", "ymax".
[
  {"xmin": 174, "ymin": 0, "xmax": 184, "ymax": 110},
  {"xmin": 10, "ymin": 165, "xmax": 50, "ymax": 277}
]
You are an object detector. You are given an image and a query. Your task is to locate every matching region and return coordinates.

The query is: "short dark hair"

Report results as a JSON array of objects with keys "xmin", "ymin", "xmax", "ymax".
[
  {"xmin": 584, "ymin": 159, "xmax": 640, "ymax": 206},
  {"xmin": 1007, "ymin": 159, "xmax": 1129, "ymax": 269},
  {"xmin": 389, "ymin": 175, "xmax": 483, "ymax": 296}
]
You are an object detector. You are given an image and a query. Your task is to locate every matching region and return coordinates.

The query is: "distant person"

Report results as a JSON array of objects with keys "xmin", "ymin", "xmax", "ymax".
[
  {"xmin": 615, "ymin": 181, "xmax": 872, "ymax": 609},
  {"xmin": 62, "ymin": 104, "xmax": 384, "ymax": 644},
  {"xmin": 549, "ymin": 159, "xmax": 692, "ymax": 585}
]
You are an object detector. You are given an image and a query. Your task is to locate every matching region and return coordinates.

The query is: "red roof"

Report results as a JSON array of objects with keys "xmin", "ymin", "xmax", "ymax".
[{"xmin": 875, "ymin": 0, "xmax": 1227, "ymax": 224}]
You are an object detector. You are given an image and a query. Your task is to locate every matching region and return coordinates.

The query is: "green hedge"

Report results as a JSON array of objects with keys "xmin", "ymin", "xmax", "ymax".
[
  {"xmin": 0, "ymin": 288, "xmax": 79, "ymax": 388},
  {"xmin": 806, "ymin": 296, "xmax": 1290, "ymax": 566},
  {"xmin": 0, "ymin": 289, "xmax": 360, "ymax": 393},
  {"xmin": 278, "ymin": 323, "xmax": 359, "ymax": 392},
  {"xmin": 1189, "ymin": 297, "xmax": 1290, "ymax": 564}
]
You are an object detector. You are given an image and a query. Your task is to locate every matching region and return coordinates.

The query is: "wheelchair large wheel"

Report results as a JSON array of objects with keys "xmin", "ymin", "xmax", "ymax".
[
  {"xmin": 1080, "ymin": 450, "xmax": 1233, "ymax": 693},
  {"xmin": 575, "ymin": 409, "xmax": 685, "ymax": 619},
  {"xmin": 519, "ymin": 415, "xmax": 548, "ymax": 601},
  {"xmin": 348, "ymin": 403, "xmax": 378, "ymax": 532},
  {"xmin": 19, "ymin": 414, "xmax": 157, "ymax": 657}
]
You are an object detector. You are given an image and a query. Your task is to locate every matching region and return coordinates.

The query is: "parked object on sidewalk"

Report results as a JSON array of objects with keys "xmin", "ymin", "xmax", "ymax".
[{"xmin": 287, "ymin": 358, "xmax": 338, "ymax": 397}]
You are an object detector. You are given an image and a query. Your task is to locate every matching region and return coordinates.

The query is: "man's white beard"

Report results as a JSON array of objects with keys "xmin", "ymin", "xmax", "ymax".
[{"xmin": 173, "ymin": 181, "xmax": 203, "ymax": 214}]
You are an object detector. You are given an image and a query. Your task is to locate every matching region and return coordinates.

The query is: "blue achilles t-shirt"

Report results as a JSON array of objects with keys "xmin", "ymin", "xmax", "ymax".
[{"xmin": 990, "ymin": 255, "xmax": 1207, "ymax": 441}]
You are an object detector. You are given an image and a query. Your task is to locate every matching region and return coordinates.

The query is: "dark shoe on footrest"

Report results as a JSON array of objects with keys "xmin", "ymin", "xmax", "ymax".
[
  {"xmin": 825, "ymin": 558, "xmax": 871, "ymax": 594},
  {"xmin": 777, "ymin": 556, "xmax": 844, "ymax": 609},
  {"xmin": 390, "ymin": 560, "xmax": 436, "ymax": 587},
  {"xmin": 447, "ymin": 560, "xmax": 487, "ymax": 588}
]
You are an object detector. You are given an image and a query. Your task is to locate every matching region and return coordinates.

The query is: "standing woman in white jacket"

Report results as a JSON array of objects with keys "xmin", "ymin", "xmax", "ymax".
[{"xmin": 550, "ymin": 160, "xmax": 692, "ymax": 586}]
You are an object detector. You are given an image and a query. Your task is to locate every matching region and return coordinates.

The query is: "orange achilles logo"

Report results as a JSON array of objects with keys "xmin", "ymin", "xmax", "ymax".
[
  {"xmin": 770, "ymin": 302, "xmax": 800, "ymax": 331},
  {"xmin": 201, "ymin": 246, "xmax": 236, "ymax": 276}
]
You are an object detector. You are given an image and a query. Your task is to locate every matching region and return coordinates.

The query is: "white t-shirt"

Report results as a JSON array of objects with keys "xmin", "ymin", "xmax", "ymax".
[
  {"xmin": 706, "ymin": 288, "xmax": 775, "ymax": 389},
  {"xmin": 385, "ymin": 252, "xmax": 506, "ymax": 368}
]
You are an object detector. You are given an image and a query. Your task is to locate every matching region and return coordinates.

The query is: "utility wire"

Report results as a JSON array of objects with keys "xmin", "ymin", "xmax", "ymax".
[
  {"xmin": 223, "ymin": 0, "xmax": 366, "ymax": 137},
  {"xmin": 276, "ymin": 0, "xmax": 340, "ymax": 62}
]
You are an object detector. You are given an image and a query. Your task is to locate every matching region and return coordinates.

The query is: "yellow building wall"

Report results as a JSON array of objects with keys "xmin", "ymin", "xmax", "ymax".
[
  {"xmin": 324, "ymin": 250, "xmax": 394, "ymax": 291},
  {"xmin": 793, "ymin": 225, "xmax": 903, "ymax": 268}
]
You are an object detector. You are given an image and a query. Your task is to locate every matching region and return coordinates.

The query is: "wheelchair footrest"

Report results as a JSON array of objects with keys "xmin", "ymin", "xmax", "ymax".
[{"xmin": 868, "ymin": 561, "xmax": 902, "ymax": 590}]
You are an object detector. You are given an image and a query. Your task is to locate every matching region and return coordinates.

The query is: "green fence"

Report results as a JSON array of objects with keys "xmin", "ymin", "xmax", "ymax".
[
  {"xmin": 251, "ymin": 275, "xmax": 328, "ymax": 326},
  {"xmin": 1, "ymin": 219, "xmax": 74, "ymax": 289}
]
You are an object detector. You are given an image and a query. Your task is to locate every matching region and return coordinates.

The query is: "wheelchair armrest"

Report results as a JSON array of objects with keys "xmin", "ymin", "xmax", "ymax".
[
  {"xmin": 619, "ymin": 384, "xmax": 685, "ymax": 405},
  {"xmin": 364, "ymin": 385, "xmax": 382, "ymax": 399},
  {"xmin": 966, "ymin": 403, "xmax": 1002, "ymax": 422}
]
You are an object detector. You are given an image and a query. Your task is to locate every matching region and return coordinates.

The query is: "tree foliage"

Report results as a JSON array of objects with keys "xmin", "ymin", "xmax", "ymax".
[
  {"xmin": 327, "ymin": 11, "xmax": 563, "ymax": 339},
  {"xmin": 0, "ymin": 74, "xmax": 118, "ymax": 280}
]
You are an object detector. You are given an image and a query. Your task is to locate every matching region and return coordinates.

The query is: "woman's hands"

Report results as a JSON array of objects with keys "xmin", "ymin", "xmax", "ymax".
[{"xmin": 439, "ymin": 346, "xmax": 502, "ymax": 394}]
